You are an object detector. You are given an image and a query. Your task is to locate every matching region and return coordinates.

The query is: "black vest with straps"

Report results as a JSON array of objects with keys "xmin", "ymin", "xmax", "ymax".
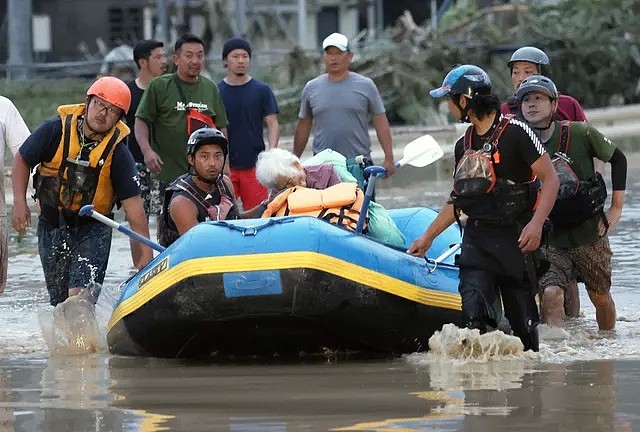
[
  {"xmin": 451, "ymin": 116, "xmax": 539, "ymax": 224},
  {"xmin": 160, "ymin": 174, "xmax": 239, "ymax": 247},
  {"xmin": 548, "ymin": 121, "xmax": 608, "ymax": 230}
]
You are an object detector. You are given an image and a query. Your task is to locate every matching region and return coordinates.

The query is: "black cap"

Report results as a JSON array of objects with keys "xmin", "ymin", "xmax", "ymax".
[{"xmin": 222, "ymin": 37, "xmax": 252, "ymax": 60}]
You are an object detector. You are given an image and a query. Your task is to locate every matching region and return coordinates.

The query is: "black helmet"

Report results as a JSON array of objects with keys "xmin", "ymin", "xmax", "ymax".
[
  {"xmin": 516, "ymin": 75, "xmax": 558, "ymax": 102},
  {"xmin": 508, "ymin": 46, "xmax": 551, "ymax": 77},
  {"xmin": 430, "ymin": 64, "xmax": 492, "ymax": 99},
  {"xmin": 186, "ymin": 127, "xmax": 228, "ymax": 157}
]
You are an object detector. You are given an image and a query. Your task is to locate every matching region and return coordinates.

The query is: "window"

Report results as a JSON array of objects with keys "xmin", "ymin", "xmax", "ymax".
[{"xmin": 108, "ymin": 7, "xmax": 143, "ymax": 44}]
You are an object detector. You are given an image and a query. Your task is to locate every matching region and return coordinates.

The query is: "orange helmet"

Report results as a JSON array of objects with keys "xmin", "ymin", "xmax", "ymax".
[{"xmin": 86, "ymin": 76, "xmax": 131, "ymax": 114}]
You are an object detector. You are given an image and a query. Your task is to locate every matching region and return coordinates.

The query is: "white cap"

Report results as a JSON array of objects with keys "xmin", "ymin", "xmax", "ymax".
[{"xmin": 322, "ymin": 33, "xmax": 349, "ymax": 52}]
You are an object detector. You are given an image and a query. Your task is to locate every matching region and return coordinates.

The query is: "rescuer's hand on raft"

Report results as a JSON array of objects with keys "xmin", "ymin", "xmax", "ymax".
[{"xmin": 407, "ymin": 234, "xmax": 433, "ymax": 257}]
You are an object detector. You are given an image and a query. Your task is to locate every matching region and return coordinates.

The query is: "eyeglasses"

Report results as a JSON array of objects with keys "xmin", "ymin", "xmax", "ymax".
[{"xmin": 92, "ymin": 98, "xmax": 121, "ymax": 117}]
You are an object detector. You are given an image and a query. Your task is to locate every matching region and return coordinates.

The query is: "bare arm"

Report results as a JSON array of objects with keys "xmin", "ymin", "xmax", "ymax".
[
  {"xmin": 11, "ymin": 152, "xmax": 32, "ymax": 236},
  {"xmin": 121, "ymin": 195, "xmax": 153, "ymax": 267},
  {"xmin": 134, "ymin": 117, "xmax": 163, "ymax": 174},
  {"xmin": 519, "ymin": 154, "xmax": 559, "ymax": 252},
  {"xmin": 372, "ymin": 113, "xmax": 395, "ymax": 177},
  {"xmin": 169, "ymin": 195, "xmax": 200, "ymax": 236},
  {"xmin": 602, "ymin": 190, "xmax": 625, "ymax": 236},
  {"xmin": 265, "ymin": 114, "xmax": 280, "ymax": 149},
  {"xmin": 407, "ymin": 201, "xmax": 456, "ymax": 257},
  {"xmin": 293, "ymin": 117, "xmax": 313, "ymax": 158}
]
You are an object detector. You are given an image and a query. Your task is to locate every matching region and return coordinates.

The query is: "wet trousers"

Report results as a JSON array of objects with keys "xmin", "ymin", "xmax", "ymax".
[{"xmin": 459, "ymin": 267, "xmax": 540, "ymax": 351}]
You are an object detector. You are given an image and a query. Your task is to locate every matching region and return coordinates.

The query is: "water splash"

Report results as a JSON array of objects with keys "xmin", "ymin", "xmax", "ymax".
[
  {"xmin": 38, "ymin": 290, "xmax": 102, "ymax": 356},
  {"xmin": 426, "ymin": 323, "xmax": 527, "ymax": 360},
  {"xmin": 405, "ymin": 324, "xmax": 541, "ymax": 392}
]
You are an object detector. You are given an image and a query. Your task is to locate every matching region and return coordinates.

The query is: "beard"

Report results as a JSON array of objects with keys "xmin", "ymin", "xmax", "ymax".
[{"xmin": 194, "ymin": 168, "xmax": 219, "ymax": 184}]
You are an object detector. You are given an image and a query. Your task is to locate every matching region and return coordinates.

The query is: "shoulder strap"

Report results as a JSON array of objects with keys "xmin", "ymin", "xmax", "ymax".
[
  {"xmin": 59, "ymin": 115, "xmax": 73, "ymax": 184},
  {"xmin": 96, "ymin": 128, "xmax": 120, "ymax": 166},
  {"xmin": 487, "ymin": 115, "xmax": 513, "ymax": 146},
  {"xmin": 559, "ymin": 120, "xmax": 571, "ymax": 154},
  {"xmin": 463, "ymin": 126, "xmax": 474, "ymax": 150},
  {"xmin": 172, "ymin": 73, "xmax": 188, "ymax": 105},
  {"xmin": 216, "ymin": 176, "xmax": 234, "ymax": 200},
  {"xmin": 176, "ymin": 177, "xmax": 213, "ymax": 212}
]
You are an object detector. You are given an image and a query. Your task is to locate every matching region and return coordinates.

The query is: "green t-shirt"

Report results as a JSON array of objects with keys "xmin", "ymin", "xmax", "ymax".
[
  {"xmin": 544, "ymin": 121, "xmax": 616, "ymax": 248},
  {"xmin": 135, "ymin": 74, "xmax": 228, "ymax": 183}
]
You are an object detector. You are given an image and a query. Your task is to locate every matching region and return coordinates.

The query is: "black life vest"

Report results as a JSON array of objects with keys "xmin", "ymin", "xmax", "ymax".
[
  {"xmin": 159, "ymin": 174, "xmax": 239, "ymax": 247},
  {"xmin": 548, "ymin": 121, "xmax": 608, "ymax": 229},
  {"xmin": 451, "ymin": 115, "xmax": 539, "ymax": 223}
]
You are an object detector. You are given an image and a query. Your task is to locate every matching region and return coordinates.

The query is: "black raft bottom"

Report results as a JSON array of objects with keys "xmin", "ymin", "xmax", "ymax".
[{"xmin": 108, "ymin": 269, "xmax": 463, "ymax": 358}]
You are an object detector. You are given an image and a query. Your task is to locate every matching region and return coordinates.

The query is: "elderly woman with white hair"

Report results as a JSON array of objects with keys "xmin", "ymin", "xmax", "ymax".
[
  {"xmin": 256, "ymin": 148, "xmax": 407, "ymax": 247},
  {"xmin": 256, "ymin": 148, "xmax": 341, "ymax": 195}
]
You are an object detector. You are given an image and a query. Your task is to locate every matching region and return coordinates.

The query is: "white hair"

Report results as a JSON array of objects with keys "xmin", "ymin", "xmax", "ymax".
[{"xmin": 255, "ymin": 148, "xmax": 301, "ymax": 189}]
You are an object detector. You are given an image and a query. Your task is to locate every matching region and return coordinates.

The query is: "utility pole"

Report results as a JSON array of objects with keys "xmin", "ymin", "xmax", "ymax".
[
  {"xmin": 297, "ymin": 0, "xmax": 307, "ymax": 48},
  {"xmin": 430, "ymin": 0, "xmax": 438, "ymax": 34},
  {"xmin": 367, "ymin": 0, "xmax": 375, "ymax": 39},
  {"xmin": 236, "ymin": 0, "xmax": 248, "ymax": 36},
  {"xmin": 375, "ymin": 0, "xmax": 383, "ymax": 38},
  {"xmin": 175, "ymin": 0, "xmax": 188, "ymax": 36},
  {"xmin": 7, "ymin": 0, "xmax": 33, "ymax": 81},
  {"xmin": 156, "ymin": 0, "xmax": 170, "ymax": 45}
]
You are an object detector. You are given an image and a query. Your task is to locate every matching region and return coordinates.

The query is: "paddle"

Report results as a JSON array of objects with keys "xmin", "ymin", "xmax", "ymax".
[
  {"xmin": 79, "ymin": 205, "xmax": 166, "ymax": 253},
  {"xmin": 395, "ymin": 134, "xmax": 444, "ymax": 168},
  {"xmin": 355, "ymin": 134, "xmax": 444, "ymax": 234}
]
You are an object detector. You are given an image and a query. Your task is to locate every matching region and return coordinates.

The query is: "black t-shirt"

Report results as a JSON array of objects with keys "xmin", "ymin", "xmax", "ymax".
[
  {"xmin": 454, "ymin": 114, "xmax": 546, "ymax": 183},
  {"xmin": 20, "ymin": 117, "xmax": 141, "ymax": 200},
  {"xmin": 453, "ymin": 114, "xmax": 547, "ymax": 280},
  {"xmin": 125, "ymin": 79, "xmax": 145, "ymax": 163}
]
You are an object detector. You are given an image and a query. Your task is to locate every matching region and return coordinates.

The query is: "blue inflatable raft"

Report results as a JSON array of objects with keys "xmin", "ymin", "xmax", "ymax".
[{"xmin": 106, "ymin": 207, "xmax": 463, "ymax": 358}]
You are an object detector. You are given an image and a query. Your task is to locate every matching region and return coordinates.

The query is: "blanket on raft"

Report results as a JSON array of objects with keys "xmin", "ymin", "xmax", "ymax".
[{"xmin": 303, "ymin": 150, "xmax": 406, "ymax": 248}]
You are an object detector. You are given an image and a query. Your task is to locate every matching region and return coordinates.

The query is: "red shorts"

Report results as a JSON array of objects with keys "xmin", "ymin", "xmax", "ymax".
[{"xmin": 230, "ymin": 167, "xmax": 267, "ymax": 210}]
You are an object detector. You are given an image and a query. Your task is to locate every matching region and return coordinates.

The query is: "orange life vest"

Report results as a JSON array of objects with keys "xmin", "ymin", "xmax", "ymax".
[
  {"xmin": 261, "ymin": 182, "xmax": 367, "ymax": 232},
  {"xmin": 35, "ymin": 103, "xmax": 129, "ymax": 216}
]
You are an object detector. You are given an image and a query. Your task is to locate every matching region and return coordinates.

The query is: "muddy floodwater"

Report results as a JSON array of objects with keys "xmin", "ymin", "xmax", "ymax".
[{"xmin": 1, "ymin": 152, "xmax": 639, "ymax": 431}]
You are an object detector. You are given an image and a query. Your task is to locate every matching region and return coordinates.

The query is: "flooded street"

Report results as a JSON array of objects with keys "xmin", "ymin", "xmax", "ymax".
[{"xmin": 1, "ymin": 151, "xmax": 639, "ymax": 431}]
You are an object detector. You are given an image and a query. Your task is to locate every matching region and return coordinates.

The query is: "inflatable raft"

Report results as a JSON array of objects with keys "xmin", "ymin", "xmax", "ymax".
[{"xmin": 106, "ymin": 207, "xmax": 463, "ymax": 358}]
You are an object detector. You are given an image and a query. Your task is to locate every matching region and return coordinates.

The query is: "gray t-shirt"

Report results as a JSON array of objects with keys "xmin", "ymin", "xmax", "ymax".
[{"xmin": 298, "ymin": 72, "xmax": 385, "ymax": 159}]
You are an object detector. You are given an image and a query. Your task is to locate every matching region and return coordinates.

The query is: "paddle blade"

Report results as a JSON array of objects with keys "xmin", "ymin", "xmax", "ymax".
[{"xmin": 396, "ymin": 134, "xmax": 444, "ymax": 168}]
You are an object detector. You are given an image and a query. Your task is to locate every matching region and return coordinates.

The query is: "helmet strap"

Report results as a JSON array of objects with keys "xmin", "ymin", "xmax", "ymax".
[
  {"xmin": 453, "ymin": 96, "xmax": 471, "ymax": 123},
  {"xmin": 533, "ymin": 118, "xmax": 554, "ymax": 131}
]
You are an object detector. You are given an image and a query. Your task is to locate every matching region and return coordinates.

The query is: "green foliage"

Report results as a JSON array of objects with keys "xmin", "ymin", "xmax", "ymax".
[
  {"xmin": 525, "ymin": 0, "xmax": 640, "ymax": 107},
  {"xmin": 439, "ymin": 2, "xmax": 479, "ymax": 32},
  {"xmin": 0, "ymin": 79, "xmax": 91, "ymax": 129}
]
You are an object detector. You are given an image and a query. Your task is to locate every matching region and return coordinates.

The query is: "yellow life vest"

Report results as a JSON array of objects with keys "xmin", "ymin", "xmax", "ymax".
[
  {"xmin": 261, "ymin": 182, "xmax": 367, "ymax": 232},
  {"xmin": 35, "ymin": 103, "xmax": 130, "ymax": 216}
]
